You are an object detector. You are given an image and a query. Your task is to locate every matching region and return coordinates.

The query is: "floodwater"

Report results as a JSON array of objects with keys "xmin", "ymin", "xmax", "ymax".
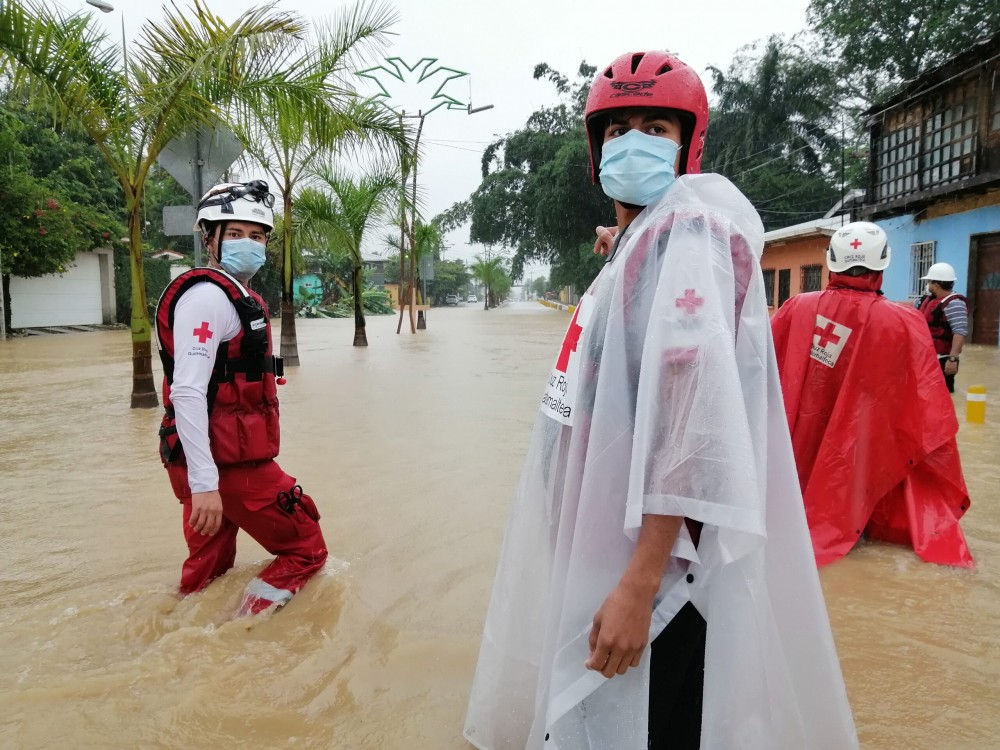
[{"xmin": 0, "ymin": 302, "xmax": 997, "ymax": 750}]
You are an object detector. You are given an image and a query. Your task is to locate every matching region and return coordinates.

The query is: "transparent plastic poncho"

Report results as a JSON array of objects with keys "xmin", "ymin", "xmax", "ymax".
[{"xmin": 464, "ymin": 174, "xmax": 858, "ymax": 750}]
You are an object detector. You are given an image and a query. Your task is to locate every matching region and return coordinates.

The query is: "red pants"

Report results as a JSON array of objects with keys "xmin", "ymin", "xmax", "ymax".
[{"xmin": 166, "ymin": 460, "xmax": 328, "ymax": 613}]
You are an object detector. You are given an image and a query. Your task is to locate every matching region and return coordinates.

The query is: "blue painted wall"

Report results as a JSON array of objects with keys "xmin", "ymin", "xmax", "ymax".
[
  {"xmin": 877, "ymin": 204, "xmax": 1000, "ymax": 301},
  {"xmin": 293, "ymin": 274, "xmax": 323, "ymax": 303}
]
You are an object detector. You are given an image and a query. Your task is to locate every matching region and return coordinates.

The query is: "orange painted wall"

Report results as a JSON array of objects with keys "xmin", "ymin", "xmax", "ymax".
[{"xmin": 760, "ymin": 235, "xmax": 830, "ymax": 314}]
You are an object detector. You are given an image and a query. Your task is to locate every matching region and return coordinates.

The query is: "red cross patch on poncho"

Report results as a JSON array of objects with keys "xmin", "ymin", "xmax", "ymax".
[{"xmin": 810, "ymin": 314, "xmax": 852, "ymax": 368}]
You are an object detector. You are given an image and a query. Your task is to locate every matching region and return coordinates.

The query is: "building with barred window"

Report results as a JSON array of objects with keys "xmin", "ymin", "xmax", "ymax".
[{"xmin": 862, "ymin": 32, "xmax": 1000, "ymax": 345}]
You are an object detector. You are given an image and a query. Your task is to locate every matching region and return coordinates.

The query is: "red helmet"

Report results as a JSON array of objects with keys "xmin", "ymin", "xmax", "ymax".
[{"xmin": 585, "ymin": 51, "xmax": 709, "ymax": 182}]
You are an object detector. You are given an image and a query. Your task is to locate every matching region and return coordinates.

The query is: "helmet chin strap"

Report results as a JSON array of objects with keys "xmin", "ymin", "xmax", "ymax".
[{"xmin": 209, "ymin": 223, "xmax": 227, "ymax": 267}]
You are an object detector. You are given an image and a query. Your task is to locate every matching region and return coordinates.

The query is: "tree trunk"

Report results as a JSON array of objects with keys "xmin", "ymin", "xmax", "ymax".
[
  {"xmin": 280, "ymin": 190, "xmax": 300, "ymax": 366},
  {"xmin": 127, "ymin": 195, "xmax": 158, "ymax": 409},
  {"xmin": 2, "ymin": 273, "xmax": 11, "ymax": 334},
  {"xmin": 352, "ymin": 262, "xmax": 368, "ymax": 346}
]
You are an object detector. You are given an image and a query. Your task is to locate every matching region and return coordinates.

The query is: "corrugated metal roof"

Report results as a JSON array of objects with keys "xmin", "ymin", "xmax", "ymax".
[{"xmin": 763, "ymin": 214, "xmax": 849, "ymax": 244}]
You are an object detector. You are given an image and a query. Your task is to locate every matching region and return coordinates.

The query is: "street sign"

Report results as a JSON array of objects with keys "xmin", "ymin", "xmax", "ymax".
[
  {"xmin": 156, "ymin": 121, "xmax": 244, "ymax": 198},
  {"xmin": 419, "ymin": 255, "xmax": 435, "ymax": 280},
  {"xmin": 156, "ymin": 121, "xmax": 243, "ymax": 267},
  {"xmin": 163, "ymin": 205, "xmax": 197, "ymax": 237}
]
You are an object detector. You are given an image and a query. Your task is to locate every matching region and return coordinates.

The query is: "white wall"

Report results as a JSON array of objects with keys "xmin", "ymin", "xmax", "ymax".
[{"xmin": 10, "ymin": 251, "xmax": 105, "ymax": 328}]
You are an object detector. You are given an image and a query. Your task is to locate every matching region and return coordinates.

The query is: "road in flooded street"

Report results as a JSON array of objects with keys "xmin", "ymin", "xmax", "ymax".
[{"xmin": 1, "ymin": 301, "xmax": 997, "ymax": 749}]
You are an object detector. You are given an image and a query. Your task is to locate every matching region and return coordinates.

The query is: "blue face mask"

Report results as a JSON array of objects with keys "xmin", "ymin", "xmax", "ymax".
[
  {"xmin": 599, "ymin": 130, "xmax": 680, "ymax": 207},
  {"xmin": 219, "ymin": 238, "xmax": 266, "ymax": 278}
]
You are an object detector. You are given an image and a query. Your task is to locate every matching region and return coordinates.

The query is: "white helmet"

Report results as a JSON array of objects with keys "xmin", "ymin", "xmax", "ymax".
[
  {"xmin": 921, "ymin": 262, "xmax": 957, "ymax": 283},
  {"xmin": 827, "ymin": 221, "xmax": 890, "ymax": 273},
  {"xmin": 193, "ymin": 180, "xmax": 275, "ymax": 233}
]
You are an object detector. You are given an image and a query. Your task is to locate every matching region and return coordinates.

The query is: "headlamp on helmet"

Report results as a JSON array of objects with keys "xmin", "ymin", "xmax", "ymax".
[{"xmin": 193, "ymin": 180, "xmax": 275, "ymax": 233}]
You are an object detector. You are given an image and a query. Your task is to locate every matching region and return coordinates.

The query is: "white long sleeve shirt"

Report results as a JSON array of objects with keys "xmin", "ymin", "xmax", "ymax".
[{"xmin": 168, "ymin": 281, "xmax": 243, "ymax": 493}]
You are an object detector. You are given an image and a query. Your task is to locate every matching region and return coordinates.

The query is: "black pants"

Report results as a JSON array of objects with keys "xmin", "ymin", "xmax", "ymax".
[
  {"xmin": 648, "ymin": 601, "xmax": 707, "ymax": 750},
  {"xmin": 938, "ymin": 357, "xmax": 956, "ymax": 393}
]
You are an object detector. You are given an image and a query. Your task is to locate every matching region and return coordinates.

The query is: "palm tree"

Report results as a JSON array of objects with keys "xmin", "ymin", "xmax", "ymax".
[
  {"xmin": 233, "ymin": 0, "xmax": 407, "ymax": 365},
  {"xmin": 706, "ymin": 36, "xmax": 840, "ymax": 173},
  {"xmin": 412, "ymin": 219, "xmax": 442, "ymax": 312},
  {"xmin": 0, "ymin": 0, "xmax": 352, "ymax": 407},
  {"xmin": 470, "ymin": 251, "xmax": 508, "ymax": 311},
  {"xmin": 704, "ymin": 36, "xmax": 844, "ymax": 228},
  {"xmin": 294, "ymin": 166, "xmax": 399, "ymax": 346}
]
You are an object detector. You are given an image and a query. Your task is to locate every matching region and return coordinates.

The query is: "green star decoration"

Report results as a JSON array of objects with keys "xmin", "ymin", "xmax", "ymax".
[{"xmin": 358, "ymin": 57, "xmax": 470, "ymax": 115}]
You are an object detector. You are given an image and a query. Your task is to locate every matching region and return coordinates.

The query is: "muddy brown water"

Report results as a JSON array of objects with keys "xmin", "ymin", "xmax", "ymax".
[{"xmin": 1, "ymin": 302, "xmax": 997, "ymax": 749}]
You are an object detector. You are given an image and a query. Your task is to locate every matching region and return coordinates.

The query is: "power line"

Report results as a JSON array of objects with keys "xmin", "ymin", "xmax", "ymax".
[
  {"xmin": 734, "ymin": 143, "xmax": 814, "ymax": 179},
  {"xmin": 421, "ymin": 141, "xmax": 486, "ymax": 154}
]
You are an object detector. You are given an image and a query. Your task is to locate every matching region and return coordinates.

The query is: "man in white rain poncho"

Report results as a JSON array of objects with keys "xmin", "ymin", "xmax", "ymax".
[{"xmin": 463, "ymin": 51, "xmax": 859, "ymax": 750}]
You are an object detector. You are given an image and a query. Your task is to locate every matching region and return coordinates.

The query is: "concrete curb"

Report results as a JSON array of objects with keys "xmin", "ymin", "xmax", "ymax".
[{"xmin": 538, "ymin": 300, "xmax": 576, "ymax": 314}]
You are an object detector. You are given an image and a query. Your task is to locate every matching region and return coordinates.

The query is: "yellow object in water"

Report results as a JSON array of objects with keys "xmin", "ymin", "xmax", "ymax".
[{"xmin": 966, "ymin": 384, "xmax": 987, "ymax": 423}]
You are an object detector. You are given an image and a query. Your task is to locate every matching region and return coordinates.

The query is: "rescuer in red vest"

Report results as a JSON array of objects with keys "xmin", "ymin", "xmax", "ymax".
[
  {"xmin": 771, "ymin": 221, "xmax": 973, "ymax": 568},
  {"xmin": 155, "ymin": 180, "xmax": 327, "ymax": 616},
  {"xmin": 915, "ymin": 262, "xmax": 969, "ymax": 393}
]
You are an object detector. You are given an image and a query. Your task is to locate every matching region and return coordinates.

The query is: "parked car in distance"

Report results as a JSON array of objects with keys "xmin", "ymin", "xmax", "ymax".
[
  {"xmin": 467, "ymin": 294, "xmax": 478, "ymax": 304},
  {"xmin": 445, "ymin": 293, "xmax": 460, "ymax": 306}
]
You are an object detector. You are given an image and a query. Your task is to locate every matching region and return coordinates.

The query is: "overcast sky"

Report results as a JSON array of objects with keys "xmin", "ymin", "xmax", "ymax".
[{"xmin": 78, "ymin": 0, "xmax": 815, "ymax": 275}]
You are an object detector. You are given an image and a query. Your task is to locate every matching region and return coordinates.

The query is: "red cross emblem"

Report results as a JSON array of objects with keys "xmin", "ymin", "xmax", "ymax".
[
  {"xmin": 193, "ymin": 321, "xmax": 214, "ymax": 344},
  {"xmin": 675, "ymin": 289, "xmax": 704, "ymax": 315},
  {"xmin": 849, "ymin": 238, "xmax": 862, "ymax": 249},
  {"xmin": 555, "ymin": 306, "xmax": 584, "ymax": 373},
  {"xmin": 814, "ymin": 322, "xmax": 841, "ymax": 348}
]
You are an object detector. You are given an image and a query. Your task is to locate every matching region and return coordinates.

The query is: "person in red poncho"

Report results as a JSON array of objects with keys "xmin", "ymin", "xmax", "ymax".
[{"xmin": 771, "ymin": 221, "xmax": 973, "ymax": 568}]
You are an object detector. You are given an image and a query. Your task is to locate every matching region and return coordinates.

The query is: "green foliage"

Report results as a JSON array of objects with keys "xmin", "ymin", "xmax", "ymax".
[
  {"xmin": 440, "ymin": 62, "xmax": 613, "ymax": 293},
  {"xmin": 430, "ymin": 258, "xmax": 470, "ymax": 303},
  {"xmin": 325, "ymin": 287, "xmax": 395, "ymax": 317},
  {"xmin": 250, "ymin": 242, "xmax": 285, "ymax": 316},
  {"xmin": 0, "ymin": 0, "xmax": 381, "ymax": 374},
  {"xmin": 113, "ymin": 250, "xmax": 172, "ymax": 323},
  {"xmin": 704, "ymin": 36, "xmax": 855, "ymax": 230},
  {"xmin": 469, "ymin": 252, "xmax": 512, "ymax": 309},
  {"xmin": 530, "ymin": 275, "xmax": 548, "ymax": 297},
  {"xmin": 0, "ymin": 174, "xmax": 84, "ymax": 277},
  {"xmin": 295, "ymin": 167, "xmax": 400, "ymax": 339},
  {"xmin": 143, "ymin": 165, "xmax": 193, "ymax": 255},
  {"xmin": 230, "ymin": 0, "xmax": 406, "ymax": 314},
  {"xmin": 807, "ymin": 0, "xmax": 1000, "ymax": 101},
  {"xmin": 383, "ymin": 253, "xmax": 401, "ymax": 284},
  {"xmin": 0, "ymin": 87, "xmax": 125, "ymax": 279}
]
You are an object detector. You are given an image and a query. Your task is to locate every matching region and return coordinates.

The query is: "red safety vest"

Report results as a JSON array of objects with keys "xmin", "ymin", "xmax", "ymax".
[
  {"xmin": 918, "ymin": 293, "xmax": 969, "ymax": 356},
  {"xmin": 155, "ymin": 268, "xmax": 281, "ymax": 467}
]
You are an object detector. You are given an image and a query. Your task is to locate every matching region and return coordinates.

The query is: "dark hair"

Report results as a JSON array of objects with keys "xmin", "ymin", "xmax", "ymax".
[
  {"xmin": 937, "ymin": 280, "xmax": 955, "ymax": 291},
  {"xmin": 843, "ymin": 265, "xmax": 879, "ymax": 277}
]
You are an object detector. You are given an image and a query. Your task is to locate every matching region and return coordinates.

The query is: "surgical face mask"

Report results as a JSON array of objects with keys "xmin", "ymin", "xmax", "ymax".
[
  {"xmin": 599, "ymin": 129, "xmax": 680, "ymax": 207},
  {"xmin": 219, "ymin": 238, "xmax": 266, "ymax": 278}
]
